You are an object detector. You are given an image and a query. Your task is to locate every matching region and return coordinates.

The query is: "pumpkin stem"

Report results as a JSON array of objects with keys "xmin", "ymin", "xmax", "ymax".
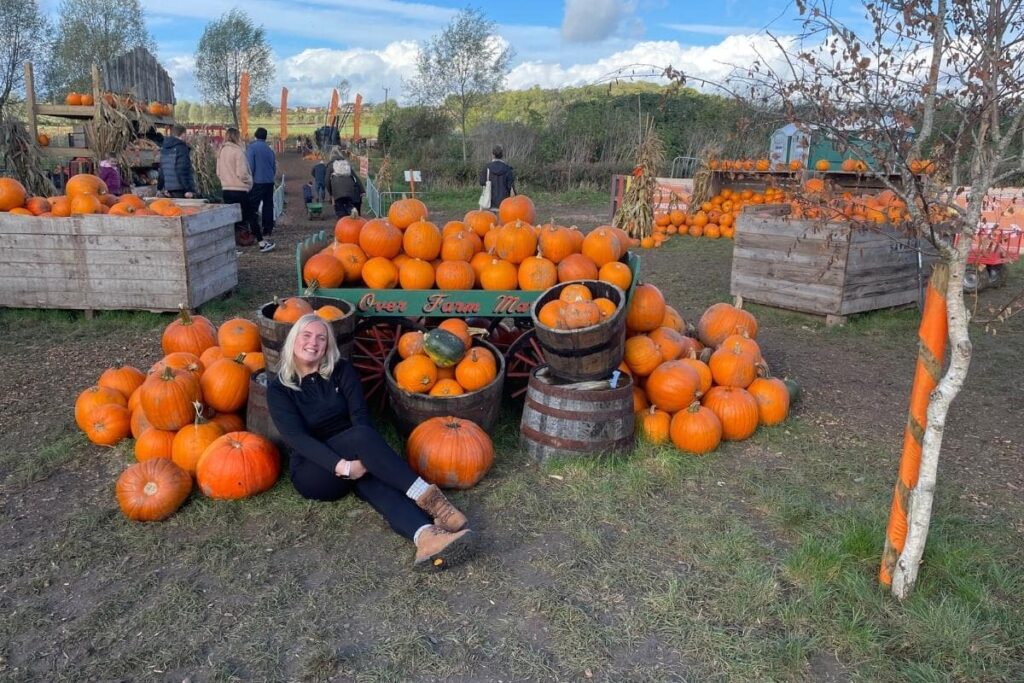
[
  {"xmin": 235, "ymin": 353, "xmax": 248, "ymax": 364},
  {"xmin": 304, "ymin": 281, "xmax": 320, "ymax": 295},
  {"xmin": 687, "ymin": 401, "xmax": 702, "ymax": 413},
  {"xmin": 193, "ymin": 401, "xmax": 209, "ymax": 425},
  {"xmin": 160, "ymin": 366, "xmax": 177, "ymax": 381},
  {"xmin": 177, "ymin": 304, "xmax": 193, "ymax": 325}
]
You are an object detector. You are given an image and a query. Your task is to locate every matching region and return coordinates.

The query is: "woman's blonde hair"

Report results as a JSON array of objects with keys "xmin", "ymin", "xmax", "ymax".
[
  {"xmin": 277, "ymin": 314, "xmax": 340, "ymax": 390},
  {"xmin": 225, "ymin": 127, "xmax": 241, "ymax": 144}
]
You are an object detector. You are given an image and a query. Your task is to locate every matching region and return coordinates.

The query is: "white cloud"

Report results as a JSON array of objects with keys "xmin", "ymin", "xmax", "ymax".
[
  {"xmin": 277, "ymin": 42, "xmax": 420, "ymax": 105},
  {"xmin": 561, "ymin": 0, "xmax": 625, "ymax": 43},
  {"xmin": 664, "ymin": 23, "xmax": 765, "ymax": 36},
  {"xmin": 506, "ymin": 35, "xmax": 794, "ymax": 91}
]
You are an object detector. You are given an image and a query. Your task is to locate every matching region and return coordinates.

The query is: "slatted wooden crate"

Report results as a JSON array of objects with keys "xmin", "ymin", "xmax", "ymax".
[
  {"xmin": 0, "ymin": 204, "xmax": 240, "ymax": 313},
  {"xmin": 731, "ymin": 205, "xmax": 937, "ymax": 323}
]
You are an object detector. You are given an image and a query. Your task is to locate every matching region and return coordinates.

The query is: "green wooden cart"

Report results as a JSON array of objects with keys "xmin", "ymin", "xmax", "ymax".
[{"xmin": 295, "ymin": 230, "xmax": 641, "ymax": 408}]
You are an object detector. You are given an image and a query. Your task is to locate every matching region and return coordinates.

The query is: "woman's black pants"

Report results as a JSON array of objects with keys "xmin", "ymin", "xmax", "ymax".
[
  {"xmin": 289, "ymin": 425, "xmax": 431, "ymax": 540},
  {"xmin": 222, "ymin": 190, "xmax": 258, "ymax": 239}
]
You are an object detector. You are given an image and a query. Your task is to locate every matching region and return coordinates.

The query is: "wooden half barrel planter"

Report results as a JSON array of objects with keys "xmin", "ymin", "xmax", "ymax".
[
  {"xmin": 384, "ymin": 338, "xmax": 506, "ymax": 437},
  {"xmin": 530, "ymin": 280, "xmax": 627, "ymax": 381},
  {"xmin": 256, "ymin": 297, "xmax": 355, "ymax": 374},
  {"xmin": 246, "ymin": 369, "xmax": 285, "ymax": 453},
  {"xmin": 520, "ymin": 365, "xmax": 635, "ymax": 463}
]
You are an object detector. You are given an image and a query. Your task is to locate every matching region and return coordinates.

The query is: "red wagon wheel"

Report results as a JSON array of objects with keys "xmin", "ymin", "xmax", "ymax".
[
  {"xmin": 503, "ymin": 328, "xmax": 546, "ymax": 401},
  {"xmin": 351, "ymin": 317, "xmax": 427, "ymax": 412}
]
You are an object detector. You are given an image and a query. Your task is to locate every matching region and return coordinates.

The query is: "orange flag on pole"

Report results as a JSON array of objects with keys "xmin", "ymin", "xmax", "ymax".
[
  {"xmin": 239, "ymin": 71, "xmax": 250, "ymax": 139},
  {"xmin": 280, "ymin": 87, "xmax": 289, "ymax": 142},
  {"xmin": 327, "ymin": 88, "xmax": 339, "ymax": 124},
  {"xmin": 352, "ymin": 94, "xmax": 363, "ymax": 140}
]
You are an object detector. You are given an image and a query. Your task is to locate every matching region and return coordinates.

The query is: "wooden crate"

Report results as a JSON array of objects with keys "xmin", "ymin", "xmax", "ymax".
[
  {"xmin": 0, "ymin": 204, "xmax": 240, "ymax": 313},
  {"xmin": 731, "ymin": 205, "xmax": 937, "ymax": 323}
]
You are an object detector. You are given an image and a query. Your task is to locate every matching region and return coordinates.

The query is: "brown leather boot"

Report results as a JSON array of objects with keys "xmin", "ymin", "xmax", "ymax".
[
  {"xmin": 415, "ymin": 484, "xmax": 468, "ymax": 532},
  {"xmin": 414, "ymin": 526, "xmax": 473, "ymax": 568}
]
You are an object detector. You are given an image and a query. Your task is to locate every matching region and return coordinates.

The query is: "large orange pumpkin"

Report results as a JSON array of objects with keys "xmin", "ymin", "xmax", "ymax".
[
  {"xmin": 0, "ymin": 177, "xmax": 28, "ymax": 211},
  {"xmin": 581, "ymin": 228, "xmax": 621, "ymax": 267},
  {"xmin": 98, "ymin": 362, "xmax": 146, "ymax": 399},
  {"xmin": 273, "ymin": 297, "xmax": 314, "ymax": 323},
  {"xmin": 332, "ymin": 243, "xmax": 368, "ymax": 283},
  {"xmin": 218, "ymin": 318, "xmax": 261, "ymax": 356},
  {"xmin": 670, "ymin": 402, "xmax": 722, "ymax": 454},
  {"xmin": 359, "ymin": 219, "xmax": 403, "ymax": 258},
  {"xmin": 398, "ymin": 258, "xmax": 436, "ymax": 290},
  {"xmin": 479, "ymin": 259, "xmax": 518, "ymax": 290},
  {"xmin": 388, "ymin": 198, "xmax": 428, "ymax": 229},
  {"xmin": 517, "ymin": 256, "xmax": 558, "ymax": 291},
  {"xmin": 161, "ymin": 307, "xmax": 217, "ymax": 356},
  {"xmin": 84, "ymin": 403, "xmax": 131, "ymax": 446},
  {"xmin": 495, "ymin": 220, "xmax": 538, "ymax": 265},
  {"xmin": 406, "ymin": 416, "xmax": 494, "ymax": 489},
  {"xmin": 556, "ymin": 253, "xmax": 599, "ymax": 282},
  {"xmin": 747, "ymin": 377, "xmax": 790, "ymax": 426},
  {"xmin": 701, "ymin": 386, "xmax": 759, "ymax": 441},
  {"xmin": 538, "ymin": 224, "xmax": 576, "ymax": 263},
  {"xmin": 708, "ymin": 343, "xmax": 759, "ymax": 388},
  {"xmin": 303, "ymin": 253, "xmax": 346, "ymax": 288},
  {"xmin": 625, "ymin": 283, "xmax": 666, "ymax": 333},
  {"xmin": 75, "ymin": 385, "xmax": 128, "ymax": 431},
  {"xmin": 334, "ymin": 215, "xmax": 366, "ymax": 243},
  {"xmin": 401, "ymin": 220, "xmax": 442, "ymax": 260},
  {"xmin": 65, "ymin": 173, "xmax": 108, "ymax": 199},
  {"xmin": 171, "ymin": 404, "xmax": 225, "ymax": 474},
  {"xmin": 139, "ymin": 367, "xmax": 202, "ymax": 431},
  {"xmin": 116, "ymin": 458, "xmax": 193, "ymax": 521},
  {"xmin": 645, "ymin": 360, "xmax": 701, "ymax": 413},
  {"xmin": 435, "ymin": 260, "xmax": 475, "ymax": 290},
  {"xmin": 463, "ymin": 209, "xmax": 497, "ymax": 236},
  {"xmin": 696, "ymin": 303, "xmax": 758, "ymax": 347},
  {"xmin": 200, "ymin": 355, "xmax": 252, "ymax": 412},
  {"xmin": 623, "ymin": 335, "xmax": 662, "ymax": 377},
  {"xmin": 498, "ymin": 195, "xmax": 536, "ymax": 225},
  {"xmin": 195, "ymin": 431, "xmax": 281, "ymax": 499},
  {"xmin": 362, "ymin": 256, "xmax": 399, "ymax": 289}
]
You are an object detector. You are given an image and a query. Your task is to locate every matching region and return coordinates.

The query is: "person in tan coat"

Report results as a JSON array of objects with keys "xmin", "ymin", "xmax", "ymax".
[{"xmin": 217, "ymin": 128, "xmax": 272, "ymax": 252}]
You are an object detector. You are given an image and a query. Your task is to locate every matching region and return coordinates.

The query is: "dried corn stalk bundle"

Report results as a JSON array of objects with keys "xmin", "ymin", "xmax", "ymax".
[
  {"xmin": 690, "ymin": 144, "xmax": 719, "ymax": 210},
  {"xmin": 376, "ymin": 154, "xmax": 393, "ymax": 193},
  {"xmin": 88, "ymin": 99, "xmax": 158, "ymax": 181},
  {"xmin": 189, "ymin": 135, "xmax": 221, "ymax": 199},
  {"xmin": 613, "ymin": 116, "xmax": 664, "ymax": 240},
  {"xmin": 0, "ymin": 117, "xmax": 56, "ymax": 196}
]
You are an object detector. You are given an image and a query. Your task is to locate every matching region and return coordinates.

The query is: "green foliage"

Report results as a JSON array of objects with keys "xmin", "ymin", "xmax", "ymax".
[
  {"xmin": 378, "ymin": 106, "xmax": 456, "ymax": 161},
  {"xmin": 194, "ymin": 9, "xmax": 274, "ymax": 126},
  {"xmin": 43, "ymin": 0, "xmax": 151, "ymax": 99},
  {"xmin": 407, "ymin": 8, "xmax": 513, "ymax": 161},
  {"xmin": 0, "ymin": 0, "xmax": 50, "ymax": 113}
]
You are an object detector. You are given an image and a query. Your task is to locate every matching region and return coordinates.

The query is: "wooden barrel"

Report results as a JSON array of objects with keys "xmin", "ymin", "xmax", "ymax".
[
  {"xmin": 530, "ymin": 280, "xmax": 627, "ymax": 382},
  {"xmin": 245, "ymin": 370, "xmax": 287, "ymax": 454},
  {"xmin": 256, "ymin": 296, "xmax": 354, "ymax": 374},
  {"xmin": 520, "ymin": 365, "xmax": 635, "ymax": 462},
  {"xmin": 385, "ymin": 338, "xmax": 506, "ymax": 437}
]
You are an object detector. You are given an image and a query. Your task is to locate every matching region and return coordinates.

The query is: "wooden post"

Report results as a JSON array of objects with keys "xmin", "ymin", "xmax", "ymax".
[{"xmin": 24, "ymin": 63, "xmax": 38, "ymax": 142}]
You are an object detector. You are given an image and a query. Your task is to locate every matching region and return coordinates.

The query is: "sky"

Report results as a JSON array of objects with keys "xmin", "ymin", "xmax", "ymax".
[{"xmin": 55, "ymin": 0, "xmax": 868, "ymax": 107}]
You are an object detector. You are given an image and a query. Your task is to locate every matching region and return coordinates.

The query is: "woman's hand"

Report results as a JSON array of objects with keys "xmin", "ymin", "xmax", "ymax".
[
  {"xmin": 334, "ymin": 459, "xmax": 367, "ymax": 479},
  {"xmin": 347, "ymin": 460, "xmax": 367, "ymax": 480}
]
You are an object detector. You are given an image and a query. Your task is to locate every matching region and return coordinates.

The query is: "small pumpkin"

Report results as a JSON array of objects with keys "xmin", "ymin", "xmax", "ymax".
[
  {"xmin": 406, "ymin": 416, "xmax": 494, "ymax": 489},
  {"xmin": 84, "ymin": 403, "xmax": 131, "ymax": 446},
  {"xmin": 625, "ymin": 283, "xmax": 667, "ymax": 333},
  {"xmin": 403, "ymin": 220, "xmax": 443, "ymax": 260},
  {"xmin": 195, "ymin": 431, "xmax": 281, "ymax": 499},
  {"xmin": 139, "ymin": 367, "xmax": 202, "ymax": 432},
  {"xmin": 624, "ymin": 335, "xmax": 662, "ymax": 377},
  {"xmin": 398, "ymin": 258, "xmax": 436, "ymax": 290},
  {"xmin": 708, "ymin": 342, "xmax": 759, "ymax": 388},
  {"xmin": 75, "ymin": 385, "xmax": 128, "ymax": 432},
  {"xmin": 97, "ymin": 363, "xmax": 146, "ymax": 401},
  {"xmin": 645, "ymin": 360, "xmax": 701, "ymax": 413},
  {"xmin": 438, "ymin": 319, "xmax": 472, "ymax": 351},
  {"xmin": 200, "ymin": 355, "xmax": 252, "ymax": 412},
  {"xmin": 116, "ymin": 458, "xmax": 193, "ymax": 521},
  {"xmin": 637, "ymin": 406, "xmax": 671, "ymax": 444},
  {"xmin": 747, "ymin": 377, "xmax": 790, "ymax": 426},
  {"xmin": 454, "ymin": 347, "xmax": 497, "ymax": 391},
  {"xmin": 397, "ymin": 331, "xmax": 425, "ymax": 359},
  {"xmin": 429, "ymin": 379, "xmax": 466, "ymax": 397},
  {"xmin": 172, "ymin": 402, "xmax": 225, "ymax": 474},
  {"xmin": 498, "ymin": 195, "xmax": 536, "ymax": 225},
  {"xmin": 303, "ymin": 253, "xmax": 346, "ymax": 288},
  {"xmin": 556, "ymin": 253, "xmax": 599, "ymax": 283},
  {"xmin": 435, "ymin": 260, "xmax": 476, "ymax": 290},
  {"xmin": 479, "ymin": 259, "xmax": 518, "ymax": 290},
  {"xmin": 696, "ymin": 303, "xmax": 758, "ymax": 347},
  {"xmin": 518, "ymin": 256, "xmax": 558, "ymax": 291},
  {"xmin": 361, "ymin": 256, "xmax": 399, "ymax": 289},
  {"xmin": 135, "ymin": 427, "xmax": 177, "ymax": 461},
  {"xmin": 394, "ymin": 354, "xmax": 439, "ymax": 393},
  {"xmin": 273, "ymin": 297, "xmax": 314, "ymax": 323}
]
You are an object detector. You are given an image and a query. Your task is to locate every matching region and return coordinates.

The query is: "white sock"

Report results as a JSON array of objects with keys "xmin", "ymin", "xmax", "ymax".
[
  {"xmin": 406, "ymin": 477, "xmax": 430, "ymax": 500},
  {"xmin": 413, "ymin": 524, "xmax": 432, "ymax": 544}
]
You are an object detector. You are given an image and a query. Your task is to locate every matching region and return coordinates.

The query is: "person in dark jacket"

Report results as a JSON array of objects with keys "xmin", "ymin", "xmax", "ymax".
[
  {"xmin": 327, "ymin": 151, "xmax": 364, "ymax": 218},
  {"xmin": 267, "ymin": 314, "xmax": 473, "ymax": 568},
  {"xmin": 246, "ymin": 127, "xmax": 277, "ymax": 247},
  {"xmin": 157, "ymin": 124, "xmax": 195, "ymax": 198},
  {"xmin": 479, "ymin": 145, "xmax": 515, "ymax": 210},
  {"xmin": 311, "ymin": 160, "xmax": 327, "ymax": 202}
]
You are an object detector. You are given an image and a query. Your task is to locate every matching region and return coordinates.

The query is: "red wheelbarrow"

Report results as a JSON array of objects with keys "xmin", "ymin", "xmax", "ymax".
[{"xmin": 963, "ymin": 226, "xmax": 1022, "ymax": 291}]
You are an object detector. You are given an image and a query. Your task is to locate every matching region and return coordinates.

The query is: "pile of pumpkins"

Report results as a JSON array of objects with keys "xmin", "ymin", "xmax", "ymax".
[
  {"xmin": 393, "ymin": 320, "xmax": 498, "ymax": 396},
  {"xmin": 302, "ymin": 193, "xmax": 638, "ymax": 292},
  {"xmin": 787, "ymin": 183, "xmax": 934, "ymax": 225},
  {"xmin": 74, "ymin": 308, "xmax": 280, "ymax": 522},
  {"xmin": 621, "ymin": 288, "xmax": 796, "ymax": 454},
  {"xmin": 536, "ymin": 283, "xmax": 622, "ymax": 330},
  {"xmin": 646, "ymin": 186, "xmax": 789, "ymax": 247},
  {"xmin": 0, "ymin": 174, "xmax": 197, "ymax": 217}
]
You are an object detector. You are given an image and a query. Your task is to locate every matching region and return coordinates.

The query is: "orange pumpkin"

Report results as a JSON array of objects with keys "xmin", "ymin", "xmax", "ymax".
[
  {"xmin": 362, "ymin": 256, "xmax": 400, "ymax": 289},
  {"xmin": 556, "ymin": 253, "xmax": 599, "ymax": 283},
  {"xmin": 359, "ymin": 219, "xmax": 403, "ymax": 258},
  {"xmin": 701, "ymin": 386, "xmax": 759, "ymax": 441},
  {"xmin": 709, "ymin": 343, "xmax": 759, "ymax": 388},
  {"xmin": 498, "ymin": 194, "xmax": 536, "ymax": 225},
  {"xmin": 696, "ymin": 303, "xmax": 759, "ymax": 347},
  {"xmin": 403, "ymin": 220, "xmax": 443, "ymax": 260},
  {"xmin": 75, "ymin": 385, "xmax": 128, "ymax": 431},
  {"xmin": 559, "ymin": 283, "xmax": 593, "ymax": 303},
  {"xmin": 394, "ymin": 354, "xmax": 438, "ymax": 393},
  {"xmin": 670, "ymin": 402, "xmax": 722, "ymax": 454},
  {"xmin": 0, "ymin": 178, "xmax": 28, "ymax": 211},
  {"xmin": 464, "ymin": 209, "xmax": 498, "ymax": 236},
  {"xmin": 397, "ymin": 331, "xmax": 425, "ymax": 359},
  {"xmin": 211, "ymin": 412, "xmax": 245, "ymax": 433},
  {"xmin": 495, "ymin": 220, "xmax": 538, "ymax": 265},
  {"xmin": 647, "ymin": 326, "xmax": 687, "ymax": 362},
  {"xmin": 398, "ymin": 258, "xmax": 436, "ymax": 290},
  {"xmin": 195, "ymin": 431, "xmax": 281, "ymax": 499},
  {"xmin": 388, "ymin": 197, "xmax": 428, "ymax": 229},
  {"xmin": 162, "ymin": 307, "xmax": 217, "ymax": 356},
  {"xmin": 632, "ymin": 386, "xmax": 649, "ymax": 413},
  {"xmin": 139, "ymin": 367, "xmax": 202, "ymax": 431},
  {"xmin": 625, "ymin": 283, "xmax": 666, "ymax": 333},
  {"xmin": 406, "ymin": 416, "xmax": 494, "ymax": 489},
  {"xmin": 454, "ymin": 347, "xmax": 497, "ymax": 391},
  {"xmin": 98, "ymin": 363, "xmax": 146, "ymax": 399},
  {"xmin": 599, "ymin": 261, "xmax": 632, "ymax": 291},
  {"xmin": 559, "ymin": 300, "xmax": 602, "ymax": 329},
  {"xmin": 135, "ymin": 427, "xmax": 177, "ymax": 461},
  {"xmin": 645, "ymin": 360, "xmax": 701, "ymax": 413},
  {"xmin": 637, "ymin": 406, "xmax": 671, "ymax": 444},
  {"xmin": 273, "ymin": 297, "xmax": 314, "ymax": 323},
  {"xmin": 200, "ymin": 355, "xmax": 252, "ymax": 412},
  {"xmin": 84, "ymin": 403, "xmax": 131, "ymax": 446},
  {"xmin": 435, "ymin": 260, "xmax": 476, "ymax": 290},
  {"xmin": 581, "ymin": 228, "xmax": 621, "ymax": 267},
  {"xmin": 171, "ymin": 403, "xmax": 225, "ymax": 474},
  {"xmin": 116, "ymin": 458, "xmax": 193, "ymax": 521},
  {"xmin": 429, "ymin": 379, "xmax": 466, "ymax": 397},
  {"xmin": 441, "ymin": 232, "xmax": 477, "ymax": 262},
  {"xmin": 334, "ymin": 215, "xmax": 366, "ymax": 243},
  {"xmin": 537, "ymin": 300, "xmax": 565, "ymax": 328},
  {"xmin": 623, "ymin": 335, "xmax": 662, "ymax": 377},
  {"xmin": 218, "ymin": 318, "xmax": 261, "ymax": 356},
  {"xmin": 316, "ymin": 305, "xmax": 348, "ymax": 322},
  {"xmin": 303, "ymin": 253, "xmax": 346, "ymax": 288},
  {"xmin": 516, "ymin": 256, "xmax": 557, "ymax": 291},
  {"xmin": 538, "ymin": 225, "xmax": 576, "ymax": 263},
  {"xmin": 747, "ymin": 377, "xmax": 790, "ymax": 426},
  {"xmin": 480, "ymin": 259, "xmax": 518, "ymax": 290}
]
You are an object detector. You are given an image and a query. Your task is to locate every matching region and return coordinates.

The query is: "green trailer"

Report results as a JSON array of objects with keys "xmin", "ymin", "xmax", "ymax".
[{"xmin": 295, "ymin": 230, "xmax": 641, "ymax": 407}]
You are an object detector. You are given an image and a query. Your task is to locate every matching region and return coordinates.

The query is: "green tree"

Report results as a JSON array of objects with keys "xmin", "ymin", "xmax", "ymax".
[
  {"xmin": 0, "ymin": 0, "xmax": 50, "ymax": 113},
  {"xmin": 194, "ymin": 9, "xmax": 274, "ymax": 126},
  {"xmin": 251, "ymin": 98, "xmax": 273, "ymax": 117},
  {"xmin": 43, "ymin": 0, "xmax": 151, "ymax": 98},
  {"xmin": 407, "ymin": 8, "xmax": 513, "ymax": 161},
  {"xmin": 174, "ymin": 98, "xmax": 190, "ymax": 120}
]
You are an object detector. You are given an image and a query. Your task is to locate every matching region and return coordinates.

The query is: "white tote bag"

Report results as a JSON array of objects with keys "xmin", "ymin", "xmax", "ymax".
[{"xmin": 478, "ymin": 168, "xmax": 492, "ymax": 210}]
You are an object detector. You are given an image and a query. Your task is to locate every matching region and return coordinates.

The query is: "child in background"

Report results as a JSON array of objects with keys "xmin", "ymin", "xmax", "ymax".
[
  {"xmin": 303, "ymin": 181, "xmax": 315, "ymax": 205},
  {"xmin": 98, "ymin": 154, "xmax": 123, "ymax": 195}
]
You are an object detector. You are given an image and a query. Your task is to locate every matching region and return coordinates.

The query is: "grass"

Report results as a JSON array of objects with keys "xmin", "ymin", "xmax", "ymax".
[{"xmin": 2, "ymin": 192, "xmax": 1023, "ymax": 681}]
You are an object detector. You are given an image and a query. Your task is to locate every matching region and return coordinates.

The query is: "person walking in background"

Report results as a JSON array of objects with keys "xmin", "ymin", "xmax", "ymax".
[
  {"xmin": 479, "ymin": 145, "xmax": 515, "ymax": 210},
  {"xmin": 327, "ymin": 149, "xmax": 364, "ymax": 218},
  {"xmin": 158, "ymin": 124, "xmax": 196, "ymax": 199},
  {"xmin": 216, "ymin": 127, "xmax": 266, "ymax": 250},
  {"xmin": 247, "ymin": 127, "xmax": 277, "ymax": 251},
  {"xmin": 311, "ymin": 159, "xmax": 327, "ymax": 203},
  {"xmin": 97, "ymin": 153, "xmax": 123, "ymax": 195}
]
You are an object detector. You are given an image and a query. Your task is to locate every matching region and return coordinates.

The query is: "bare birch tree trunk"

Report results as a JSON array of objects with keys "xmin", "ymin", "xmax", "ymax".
[{"xmin": 892, "ymin": 242, "xmax": 974, "ymax": 599}]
